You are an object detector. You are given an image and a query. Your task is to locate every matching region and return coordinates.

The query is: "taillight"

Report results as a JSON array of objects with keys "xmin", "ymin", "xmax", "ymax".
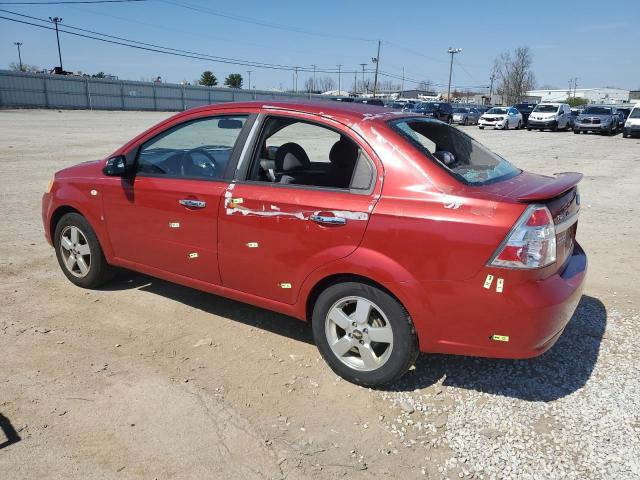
[{"xmin": 489, "ymin": 204, "xmax": 556, "ymax": 269}]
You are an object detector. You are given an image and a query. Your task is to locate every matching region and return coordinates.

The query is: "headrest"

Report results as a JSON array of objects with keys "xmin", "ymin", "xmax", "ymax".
[
  {"xmin": 329, "ymin": 137, "xmax": 359, "ymax": 169},
  {"xmin": 275, "ymin": 142, "xmax": 310, "ymax": 171}
]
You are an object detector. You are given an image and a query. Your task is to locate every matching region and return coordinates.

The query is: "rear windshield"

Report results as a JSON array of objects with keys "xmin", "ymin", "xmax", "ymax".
[
  {"xmin": 533, "ymin": 104, "xmax": 559, "ymax": 112},
  {"xmin": 390, "ymin": 118, "xmax": 520, "ymax": 185}
]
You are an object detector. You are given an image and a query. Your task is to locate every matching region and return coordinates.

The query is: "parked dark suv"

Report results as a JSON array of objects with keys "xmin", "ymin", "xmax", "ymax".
[
  {"xmin": 514, "ymin": 103, "xmax": 535, "ymax": 125},
  {"xmin": 414, "ymin": 102, "xmax": 453, "ymax": 123}
]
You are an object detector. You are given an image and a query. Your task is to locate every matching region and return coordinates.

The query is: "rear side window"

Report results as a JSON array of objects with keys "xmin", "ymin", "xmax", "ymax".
[
  {"xmin": 390, "ymin": 118, "xmax": 520, "ymax": 185},
  {"xmin": 137, "ymin": 116, "xmax": 247, "ymax": 180},
  {"xmin": 247, "ymin": 117, "xmax": 374, "ymax": 191}
]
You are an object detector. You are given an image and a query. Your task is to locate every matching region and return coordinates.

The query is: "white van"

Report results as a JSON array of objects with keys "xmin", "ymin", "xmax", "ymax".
[
  {"xmin": 527, "ymin": 103, "xmax": 572, "ymax": 131},
  {"xmin": 623, "ymin": 103, "xmax": 640, "ymax": 138}
]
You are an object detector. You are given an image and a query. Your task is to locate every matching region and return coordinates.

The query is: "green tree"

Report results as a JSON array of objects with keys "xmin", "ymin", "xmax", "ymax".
[
  {"xmin": 199, "ymin": 70, "xmax": 218, "ymax": 87},
  {"xmin": 224, "ymin": 73, "xmax": 243, "ymax": 88},
  {"xmin": 565, "ymin": 97, "xmax": 588, "ymax": 107}
]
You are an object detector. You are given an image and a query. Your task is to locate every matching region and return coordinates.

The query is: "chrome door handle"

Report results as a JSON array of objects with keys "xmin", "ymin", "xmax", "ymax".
[
  {"xmin": 310, "ymin": 214, "xmax": 346, "ymax": 225},
  {"xmin": 179, "ymin": 199, "xmax": 206, "ymax": 208}
]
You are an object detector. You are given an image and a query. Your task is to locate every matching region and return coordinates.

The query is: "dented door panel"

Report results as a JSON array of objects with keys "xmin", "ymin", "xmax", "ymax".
[{"xmin": 218, "ymin": 183, "xmax": 375, "ymax": 304}]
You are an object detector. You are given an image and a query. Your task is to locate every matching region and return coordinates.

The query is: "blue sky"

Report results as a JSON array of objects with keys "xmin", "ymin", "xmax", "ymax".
[{"xmin": 0, "ymin": 0, "xmax": 638, "ymax": 91}]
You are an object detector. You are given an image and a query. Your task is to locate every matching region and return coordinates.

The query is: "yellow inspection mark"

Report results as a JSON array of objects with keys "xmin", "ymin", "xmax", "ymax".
[{"xmin": 491, "ymin": 334, "xmax": 510, "ymax": 342}]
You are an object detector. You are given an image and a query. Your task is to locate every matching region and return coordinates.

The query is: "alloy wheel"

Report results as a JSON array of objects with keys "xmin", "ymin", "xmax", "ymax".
[
  {"xmin": 59, "ymin": 225, "xmax": 91, "ymax": 278},
  {"xmin": 325, "ymin": 296, "xmax": 393, "ymax": 372}
]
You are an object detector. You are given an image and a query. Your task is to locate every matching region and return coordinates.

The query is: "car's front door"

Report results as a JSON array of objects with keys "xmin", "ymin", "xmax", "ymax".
[
  {"xmin": 217, "ymin": 115, "xmax": 380, "ymax": 305},
  {"xmin": 102, "ymin": 115, "xmax": 251, "ymax": 284}
]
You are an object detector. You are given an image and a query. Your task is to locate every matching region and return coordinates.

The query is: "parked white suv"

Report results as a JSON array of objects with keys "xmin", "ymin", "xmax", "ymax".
[
  {"xmin": 527, "ymin": 103, "xmax": 571, "ymax": 131},
  {"xmin": 623, "ymin": 103, "xmax": 640, "ymax": 138}
]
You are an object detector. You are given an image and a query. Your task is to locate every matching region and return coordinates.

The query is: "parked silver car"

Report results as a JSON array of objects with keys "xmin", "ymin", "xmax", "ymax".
[
  {"xmin": 452, "ymin": 106, "xmax": 480, "ymax": 125},
  {"xmin": 573, "ymin": 106, "xmax": 619, "ymax": 135}
]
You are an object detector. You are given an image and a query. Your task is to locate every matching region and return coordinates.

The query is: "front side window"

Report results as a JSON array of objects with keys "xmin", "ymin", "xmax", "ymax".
[
  {"xmin": 247, "ymin": 117, "xmax": 374, "ymax": 191},
  {"xmin": 390, "ymin": 117, "xmax": 520, "ymax": 185},
  {"xmin": 137, "ymin": 116, "xmax": 247, "ymax": 180}
]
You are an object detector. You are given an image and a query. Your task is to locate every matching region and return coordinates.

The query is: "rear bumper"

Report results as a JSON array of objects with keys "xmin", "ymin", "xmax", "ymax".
[{"xmin": 423, "ymin": 242, "xmax": 587, "ymax": 358}]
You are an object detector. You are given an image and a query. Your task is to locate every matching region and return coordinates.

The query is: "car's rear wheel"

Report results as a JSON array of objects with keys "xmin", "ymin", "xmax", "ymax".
[
  {"xmin": 312, "ymin": 282, "xmax": 419, "ymax": 387},
  {"xmin": 479, "ymin": 126, "xmax": 484, "ymax": 129},
  {"xmin": 54, "ymin": 212, "xmax": 116, "ymax": 288}
]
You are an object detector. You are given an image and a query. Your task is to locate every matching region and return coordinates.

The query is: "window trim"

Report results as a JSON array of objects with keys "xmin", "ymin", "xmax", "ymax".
[
  {"xmin": 133, "ymin": 114, "xmax": 256, "ymax": 182},
  {"xmin": 234, "ymin": 114, "xmax": 377, "ymax": 195}
]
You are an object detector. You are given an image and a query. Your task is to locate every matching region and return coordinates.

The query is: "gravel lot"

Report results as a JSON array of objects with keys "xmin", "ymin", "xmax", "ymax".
[{"xmin": 1, "ymin": 109, "xmax": 639, "ymax": 479}]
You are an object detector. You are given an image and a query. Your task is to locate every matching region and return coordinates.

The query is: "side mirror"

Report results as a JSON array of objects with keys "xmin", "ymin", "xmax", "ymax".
[{"xmin": 103, "ymin": 155, "xmax": 128, "ymax": 176}]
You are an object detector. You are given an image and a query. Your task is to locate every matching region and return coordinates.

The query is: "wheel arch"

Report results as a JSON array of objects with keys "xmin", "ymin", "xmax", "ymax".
[
  {"xmin": 50, "ymin": 205, "xmax": 83, "ymax": 242},
  {"xmin": 305, "ymin": 273, "xmax": 407, "ymax": 325}
]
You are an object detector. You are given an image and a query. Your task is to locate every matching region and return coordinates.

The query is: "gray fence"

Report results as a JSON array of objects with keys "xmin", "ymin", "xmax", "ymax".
[{"xmin": 0, "ymin": 70, "xmax": 327, "ymax": 111}]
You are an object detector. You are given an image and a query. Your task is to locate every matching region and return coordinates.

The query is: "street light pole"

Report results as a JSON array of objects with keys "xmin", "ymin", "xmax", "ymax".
[
  {"xmin": 294, "ymin": 66, "xmax": 299, "ymax": 93},
  {"xmin": 14, "ymin": 42, "xmax": 23, "ymax": 72},
  {"xmin": 359, "ymin": 63, "xmax": 367, "ymax": 94},
  {"xmin": 311, "ymin": 64, "xmax": 316, "ymax": 92},
  {"xmin": 337, "ymin": 64, "xmax": 342, "ymax": 95},
  {"xmin": 49, "ymin": 17, "xmax": 64, "ymax": 71},
  {"xmin": 447, "ymin": 47, "xmax": 462, "ymax": 102},
  {"xmin": 247, "ymin": 70, "xmax": 252, "ymax": 90},
  {"xmin": 372, "ymin": 40, "xmax": 381, "ymax": 97}
]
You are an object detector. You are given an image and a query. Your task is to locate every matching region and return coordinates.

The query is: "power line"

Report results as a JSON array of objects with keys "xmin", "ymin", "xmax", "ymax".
[
  {"xmin": 0, "ymin": 0, "xmax": 145, "ymax": 4},
  {"xmin": 159, "ymin": 0, "xmax": 376, "ymax": 43},
  {"xmin": 0, "ymin": 10, "xmax": 487, "ymax": 90},
  {"xmin": 0, "ymin": 10, "xmax": 348, "ymax": 73}
]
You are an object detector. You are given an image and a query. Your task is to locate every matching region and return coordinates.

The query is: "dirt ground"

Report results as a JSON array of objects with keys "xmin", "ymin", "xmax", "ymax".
[{"xmin": 1, "ymin": 109, "xmax": 639, "ymax": 479}]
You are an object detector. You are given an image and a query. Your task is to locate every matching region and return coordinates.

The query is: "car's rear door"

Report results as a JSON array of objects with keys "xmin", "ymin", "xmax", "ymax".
[
  {"xmin": 102, "ymin": 115, "xmax": 252, "ymax": 284},
  {"xmin": 217, "ymin": 113, "xmax": 381, "ymax": 305}
]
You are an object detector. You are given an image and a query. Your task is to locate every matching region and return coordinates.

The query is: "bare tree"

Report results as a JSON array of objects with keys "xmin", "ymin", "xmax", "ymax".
[
  {"xmin": 9, "ymin": 62, "xmax": 40, "ymax": 73},
  {"xmin": 493, "ymin": 47, "xmax": 536, "ymax": 104},
  {"xmin": 304, "ymin": 75, "xmax": 336, "ymax": 93}
]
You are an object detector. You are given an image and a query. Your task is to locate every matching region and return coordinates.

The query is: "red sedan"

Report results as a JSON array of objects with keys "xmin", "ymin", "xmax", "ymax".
[{"xmin": 42, "ymin": 101, "xmax": 586, "ymax": 386}]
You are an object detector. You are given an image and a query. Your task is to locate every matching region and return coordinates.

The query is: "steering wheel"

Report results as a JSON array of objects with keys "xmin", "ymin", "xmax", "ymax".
[{"xmin": 181, "ymin": 147, "xmax": 217, "ymax": 177}]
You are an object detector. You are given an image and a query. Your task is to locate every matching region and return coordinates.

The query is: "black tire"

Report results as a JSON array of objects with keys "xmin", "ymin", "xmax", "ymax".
[
  {"xmin": 479, "ymin": 126, "xmax": 484, "ymax": 129},
  {"xmin": 623, "ymin": 132, "xmax": 629, "ymax": 138},
  {"xmin": 527, "ymin": 127, "xmax": 531, "ymax": 131},
  {"xmin": 574, "ymin": 129, "xmax": 579, "ymax": 134},
  {"xmin": 54, "ymin": 212, "xmax": 116, "ymax": 288},
  {"xmin": 311, "ymin": 282, "xmax": 419, "ymax": 387}
]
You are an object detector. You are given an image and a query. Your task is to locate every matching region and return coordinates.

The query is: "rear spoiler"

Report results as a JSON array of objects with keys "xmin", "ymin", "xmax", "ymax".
[{"xmin": 516, "ymin": 172, "xmax": 583, "ymax": 202}]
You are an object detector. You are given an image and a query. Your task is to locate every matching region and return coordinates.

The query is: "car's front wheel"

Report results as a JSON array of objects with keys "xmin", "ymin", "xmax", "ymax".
[
  {"xmin": 54, "ymin": 212, "xmax": 116, "ymax": 288},
  {"xmin": 312, "ymin": 282, "xmax": 419, "ymax": 387}
]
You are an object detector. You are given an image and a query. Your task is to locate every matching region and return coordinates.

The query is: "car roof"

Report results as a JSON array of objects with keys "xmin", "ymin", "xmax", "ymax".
[{"xmin": 182, "ymin": 100, "xmax": 403, "ymax": 126}]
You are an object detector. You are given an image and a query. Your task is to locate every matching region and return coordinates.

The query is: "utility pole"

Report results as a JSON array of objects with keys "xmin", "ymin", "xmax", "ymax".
[
  {"xmin": 247, "ymin": 70, "xmax": 252, "ymax": 90},
  {"xmin": 49, "ymin": 17, "xmax": 64, "ymax": 72},
  {"xmin": 400, "ymin": 66, "xmax": 405, "ymax": 98},
  {"xmin": 447, "ymin": 47, "xmax": 462, "ymax": 102},
  {"xmin": 359, "ymin": 63, "xmax": 367, "ymax": 94},
  {"xmin": 337, "ymin": 64, "xmax": 342, "ymax": 95},
  {"xmin": 488, "ymin": 72, "xmax": 496, "ymax": 105},
  {"xmin": 353, "ymin": 69, "xmax": 357, "ymax": 95},
  {"xmin": 573, "ymin": 77, "xmax": 578, "ymax": 99},
  {"xmin": 311, "ymin": 64, "xmax": 316, "ymax": 92},
  {"xmin": 294, "ymin": 66, "xmax": 299, "ymax": 93},
  {"xmin": 372, "ymin": 40, "xmax": 381, "ymax": 97},
  {"xmin": 14, "ymin": 42, "xmax": 23, "ymax": 72}
]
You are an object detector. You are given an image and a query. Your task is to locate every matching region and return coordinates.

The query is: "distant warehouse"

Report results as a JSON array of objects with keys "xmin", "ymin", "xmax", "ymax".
[{"xmin": 526, "ymin": 87, "xmax": 630, "ymax": 104}]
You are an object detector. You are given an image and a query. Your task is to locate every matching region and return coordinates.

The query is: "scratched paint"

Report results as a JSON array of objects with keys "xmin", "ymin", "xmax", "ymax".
[{"xmin": 225, "ymin": 201, "xmax": 369, "ymax": 222}]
